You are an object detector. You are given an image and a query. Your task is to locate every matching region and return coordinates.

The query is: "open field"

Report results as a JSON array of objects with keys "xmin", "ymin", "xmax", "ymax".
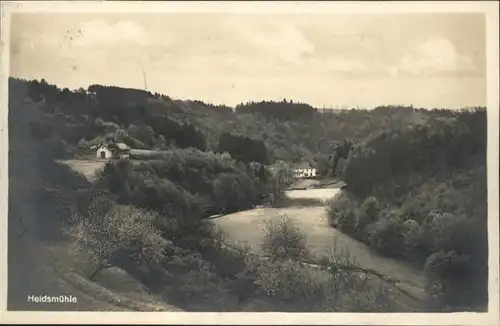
[
  {"xmin": 59, "ymin": 159, "xmax": 146, "ymax": 182},
  {"xmin": 289, "ymin": 178, "xmax": 321, "ymax": 189},
  {"xmin": 286, "ymin": 188, "xmax": 340, "ymax": 202},
  {"xmin": 213, "ymin": 189, "xmax": 427, "ymax": 301},
  {"xmin": 58, "ymin": 159, "xmax": 108, "ymax": 182}
]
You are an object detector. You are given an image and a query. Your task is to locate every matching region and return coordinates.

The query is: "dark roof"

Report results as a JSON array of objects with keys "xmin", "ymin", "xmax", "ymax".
[
  {"xmin": 116, "ymin": 142, "xmax": 130, "ymax": 150},
  {"xmin": 96, "ymin": 144, "xmax": 111, "ymax": 150},
  {"xmin": 292, "ymin": 162, "xmax": 312, "ymax": 170}
]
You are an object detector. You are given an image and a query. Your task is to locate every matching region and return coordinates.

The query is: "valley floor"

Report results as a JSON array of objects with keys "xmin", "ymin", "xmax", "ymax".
[
  {"xmin": 214, "ymin": 190, "xmax": 427, "ymax": 305},
  {"xmin": 21, "ymin": 160, "xmax": 426, "ymax": 312}
]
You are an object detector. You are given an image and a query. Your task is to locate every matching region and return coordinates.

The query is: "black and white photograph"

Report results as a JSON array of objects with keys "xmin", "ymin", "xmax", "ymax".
[{"xmin": 1, "ymin": 1, "xmax": 499, "ymax": 325}]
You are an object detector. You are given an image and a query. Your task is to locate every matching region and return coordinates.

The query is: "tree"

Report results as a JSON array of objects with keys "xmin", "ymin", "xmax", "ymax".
[
  {"xmin": 268, "ymin": 160, "xmax": 295, "ymax": 206},
  {"xmin": 68, "ymin": 202, "xmax": 167, "ymax": 280},
  {"xmin": 217, "ymin": 132, "xmax": 269, "ymax": 164},
  {"xmin": 128, "ymin": 124, "xmax": 155, "ymax": 147},
  {"xmin": 367, "ymin": 215, "xmax": 405, "ymax": 258},
  {"xmin": 356, "ymin": 196, "xmax": 380, "ymax": 233},
  {"xmin": 261, "ymin": 215, "xmax": 309, "ymax": 261},
  {"xmin": 331, "ymin": 139, "xmax": 353, "ymax": 177}
]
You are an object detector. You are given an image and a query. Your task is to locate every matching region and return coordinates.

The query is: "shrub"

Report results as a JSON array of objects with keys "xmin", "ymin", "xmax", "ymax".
[
  {"xmin": 326, "ymin": 192, "xmax": 357, "ymax": 233},
  {"xmin": 261, "ymin": 215, "xmax": 309, "ymax": 261},
  {"xmin": 367, "ymin": 213, "xmax": 405, "ymax": 257},
  {"xmin": 355, "ymin": 196, "xmax": 380, "ymax": 239},
  {"xmin": 424, "ymin": 250, "xmax": 472, "ymax": 310},
  {"xmin": 425, "ymin": 211, "xmax": 467, "ymax": 252},
  {"xmin": 254, "ymin": 259, "xmax": 326, "ymax": 310},
  {"xmin": 357, "ymin": 196, "xmax": 380, "ymax": 227},
  {"xmin": 402, "ymin": 219, "xmax": 431, "ymax": 264},
  {"xmin": 160, "ymin": 249, "xmax": 237, "ymax": 310},
  {"xmin": 334, "ymin": 278, "xmax": 391, "ymax": 312},
  {"xmin": 68, "ymin": 203, "xmax": 167, "ymax": 280}
]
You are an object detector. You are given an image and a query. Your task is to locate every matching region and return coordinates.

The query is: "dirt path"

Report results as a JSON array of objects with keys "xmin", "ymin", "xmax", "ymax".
[{"xmin": 7, "ymin": 232, "xmax": 116, "ymax": 311}]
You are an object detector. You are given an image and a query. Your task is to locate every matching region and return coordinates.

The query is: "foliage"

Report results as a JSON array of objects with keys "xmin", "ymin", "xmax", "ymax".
[
  {"xmin": 9, "ymin": 77, "xmax": 487, "ymax": 311},
  {"xmin": 217, "ymin": 132, "xmax": 269, "ymax": 164},
  {"xmin": 328, "ymin": 108, "xmax": 487, "ymax": 311},
  {"xmin": 343, "ymin": 109, "xmax": 486, "ymax": 199},
  {"xmin": 326, "ymin": 192, "xmax": 357, "ymax": 233},
  {"xmin": 423, "ymin": 250, "xmax": 473, "ymax": 310},
  {"xmin": 261, "ymin": 215, "xmax": 309, "ymax": 262},
  {"xmin": 68, "ymin": 202, "xmax": 167, "ymax": 280},
  {"xmin": 268, "ymin": 160, "xmax": 295, "ymax": 207},
  {"xmin": 13, "ymin": 77, "xmax": 451, "ymax": 164},
  {"xmin": 356, "ymin": 196, "xmax": 380, "ymax": 232},
  {"xmin": 97, "ymin": 148, "xmax": 266, "ymax": 221},
  {"xmin": 366, "ymin": 213, "xmax": 406, "ymax": 258},
  {"xmin": 235, "ymin": 99, "xmax": 317, "ymax": 121}
]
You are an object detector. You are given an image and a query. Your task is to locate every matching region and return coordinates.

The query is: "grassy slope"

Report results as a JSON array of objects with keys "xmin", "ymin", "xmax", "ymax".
[{"xmin": 8, "ymin": 181, "xmax": 182, "ymax": 312}]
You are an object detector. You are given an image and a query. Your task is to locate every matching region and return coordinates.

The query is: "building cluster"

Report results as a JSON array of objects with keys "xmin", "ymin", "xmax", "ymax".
[
  {"xmin": 95, "ymin": 143, "xmax": 130, "ymax": 159},
  {"xmin": 292, "ymin": 162, "xmax": 317, "ymax": 179},
  {"xmin": 95, "ymin": 144, "xmax": 317, "ymax": 179}
]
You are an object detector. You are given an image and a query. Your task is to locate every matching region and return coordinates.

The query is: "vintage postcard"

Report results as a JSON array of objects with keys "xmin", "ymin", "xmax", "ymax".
[{"xmin": 0, "ymin": 1, "xmax": 499, "ymax": 325}]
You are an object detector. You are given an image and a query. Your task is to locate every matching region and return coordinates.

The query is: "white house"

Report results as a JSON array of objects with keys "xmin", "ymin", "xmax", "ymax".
[
  {"xmin": 96, "ymin": 144, "xmax": 112, "ymax": 159},
  {"xmin": 293, "ymin": 162, "xmax": 317, "ymax": 179}
]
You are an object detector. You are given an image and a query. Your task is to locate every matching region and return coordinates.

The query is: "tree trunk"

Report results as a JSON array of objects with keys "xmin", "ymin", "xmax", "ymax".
[
  {"xmin": 89, "ymin": 266, "xmax": 103, "ymax": 281},
  {"xmin": 89, "ymin": 263, "xmax": 113, "ymax": 281}
]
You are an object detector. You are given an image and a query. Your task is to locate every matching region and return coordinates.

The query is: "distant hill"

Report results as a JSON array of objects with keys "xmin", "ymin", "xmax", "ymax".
[
  {"xmin": 9, "ymin": 77, "xmax": 466, "ymax": 171},
  {"xmin": 7, "ymin": 76, "xmax": 488, "ymax": 312}
]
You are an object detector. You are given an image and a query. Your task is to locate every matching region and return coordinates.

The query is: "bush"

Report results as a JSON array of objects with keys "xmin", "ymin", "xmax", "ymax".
[
  {"xmin": 68, "ymin": 203, "xmax": 167, "ymax": 280},
  {"xmin": 261, "ymin": 215, "xmax": 309, "ymax": 262},
  {"xmin": 367, "ymin": 213, "xmax": 405, "ymax": 258},
  {"xmin": 402, "ymin": 219, "xmax": 431, "ymax": 264},
  {"xmin": 424, "ymin": 250, "xmax": 472, "ymax": 310},
  {"xmin": 355, "ymin": 196, "xmax": 380, "ymax": 239},
  {"xmin": 160, "ymin": 249, "xmax": 238, "ymax": 311},
  {"xmin": 425, "ymin": 211, "xmax": 467, "ymax": 252},
  {"xmin": 357, "ymin": 196, "xmax": 380, "ymax": 227},
  {"xmin": 254, "ymin": 234, "xmax": 392, "ymax": 312},
  {"xmin": 326, "ymin": 192, "xmax": 357, "ymax": 233},
  {"xmin": 254, "ymin": 259, "xmax": 326, "ymax": 310}
]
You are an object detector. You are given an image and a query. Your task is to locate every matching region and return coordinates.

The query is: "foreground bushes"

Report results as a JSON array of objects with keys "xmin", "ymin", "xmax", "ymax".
[
  {"xmin": 68, "ymin": 198, "xmax": 167, "ymax": 280},
  {"xmin": 261, "ymin": 216, "xmax": 309, "ymax": 261},
  {"xmin": 327, "ymin": 172, "xmax": 487, "ymax": 310},
  {"xmin": 67, "ymin": 204, "xmax": 398, "ymax": 312},
  {"xmin": 251, "ymin": 216, "xmax": 393, "ymax": 311},
  {"xmin": 97, "ymin": 148, "xmax": 269, "ymax": 221},
  {"xmin": 328, "ymin": 109, "xmax": 487, "ymax": 311}
]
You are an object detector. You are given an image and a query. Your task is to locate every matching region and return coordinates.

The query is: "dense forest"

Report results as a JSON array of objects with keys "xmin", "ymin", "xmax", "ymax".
[
  {"xmin": 8, "ymin": 77, "xmax": 487, "ymax": 312},
  {"xmin": 328, "ymin": 108, "xmax": 487, "ymax": 311}
]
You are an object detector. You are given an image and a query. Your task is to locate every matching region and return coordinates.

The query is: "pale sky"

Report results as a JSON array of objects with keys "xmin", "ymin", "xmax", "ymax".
[{"xmin": 9, "ymin": 12, "xmax": 486, "ymax": 109}]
